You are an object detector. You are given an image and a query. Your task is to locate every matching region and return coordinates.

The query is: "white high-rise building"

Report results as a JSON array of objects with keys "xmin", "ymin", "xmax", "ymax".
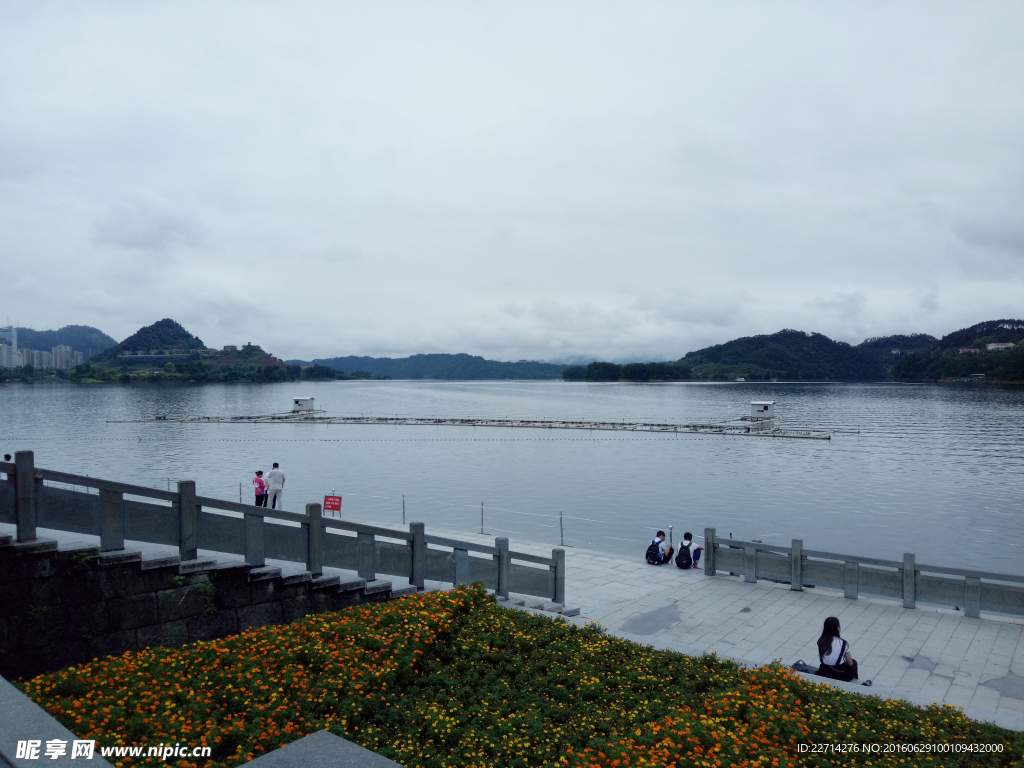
[
  {"xmin": 52, "ymin": 345, "xmax": 78, "ymax": 369},
  {"xmin": 0, "ymin": 343, "xmax": 20, "ymax": 369}
]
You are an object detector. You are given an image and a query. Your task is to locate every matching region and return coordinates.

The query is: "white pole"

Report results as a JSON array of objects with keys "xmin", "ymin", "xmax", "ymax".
[
  {"xmin": 480, "ymin": 502, "xmax": 484, "ymax": 534},
  {"xmin": 402, "ymin": 494, "xmax": 406, "ymax": 525},
  {"xmin": 560, "ymin": 510, "xmax": 564, "ymax": 547}
]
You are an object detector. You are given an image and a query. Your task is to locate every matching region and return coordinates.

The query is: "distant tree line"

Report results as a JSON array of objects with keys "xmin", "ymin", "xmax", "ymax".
[
  {"xmin": 893, "ymin": 346, "xmax": 1024, "ymax": 382},
  {"xmin": 563, "ymin": 362, "xmax": 693, "ymax": 382}
]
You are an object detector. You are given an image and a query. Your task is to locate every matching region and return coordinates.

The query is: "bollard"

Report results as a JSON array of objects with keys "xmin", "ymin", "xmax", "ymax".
[
  {"xmin": 244, "ymin": 512, "xmax": 266, "ymax": 567},
  {"xmin": 790, "ymin": 539, "xmax": 803, "ymax": 591},
  {"xmin": 704, "ymin": 527, "xmax": 716, "ymax": 576},
  {"xmin": 178, "ymin": 480, "xmax": 198, "ymax": 561},
  {"xmin": 14, "ymin": 451, "xmax": 37, "ymax": 543},
  {"xmin": 494, "ymin": 537, "xmax": 510, "ymax": 599},
  {"xmin": 306, "ymin": 503, "xmax": 323, "ymax": 577},
  {"xmin": 552, "ymin": 548, "xmax": 566, "ymax": 604},
  {"xmin": 99, "ymin": 488, "xmax": 125, "ymax": 552}
]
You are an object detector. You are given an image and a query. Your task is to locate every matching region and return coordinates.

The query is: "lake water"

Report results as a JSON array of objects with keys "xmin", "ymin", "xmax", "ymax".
[{"xmin": 1, "ymin": 380, "xmax": 1022, "ymax": 574}]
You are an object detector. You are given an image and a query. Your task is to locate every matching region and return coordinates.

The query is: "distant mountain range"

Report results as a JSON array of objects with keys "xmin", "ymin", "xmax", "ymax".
[
  {"xmin": 286, "ymin": 353, "xmax": 567, "ymax": 380},
  {"xmin": 10, "ymin": 316, "xmax": 1020, "ymax": 382},
  {"xmin": 564, "ymin": 319, "xmax": 1023, "ymax": 382}
]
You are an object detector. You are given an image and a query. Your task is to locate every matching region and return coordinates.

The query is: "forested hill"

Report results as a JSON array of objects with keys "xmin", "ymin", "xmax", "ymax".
[
  {"xmin": 933, "ymin": 319, "xmax": 1024, "ymax": 349},
  {"xmin": 681, "ymin": 329, "xmax": 885, "ymax": 381},
  {"xmin": 15, "ymin": 325, "xmax": 117, "ymax": 356},
  {"xmin": 287, "ymin": 353, "xmax": 567, "ymax": 380},
  {"xmin": 856, "ymin": 333, "xmax": 938, "ymax": 377},
  {"xmin": 92, "ymin": 318, "xmax": 206, "ymax": 362},
  {"xmin": 893, "ymin": 320, "xmax": 1024, "ymax": 381}
]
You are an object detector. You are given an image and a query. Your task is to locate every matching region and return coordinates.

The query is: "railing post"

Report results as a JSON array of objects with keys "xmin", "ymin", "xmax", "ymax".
[
  {"xmin": 844, "ymin": 560, "xmax": 859, "ymax": 599},
  {"xmin": 552, "ymin": 548, "xmax": 566, "ymax": 604},
  {"xmin": 704, "ymin": 527, "xmax": 716, "ymax": 576},
  {"xmin": 454, "ymin": 548, "xmax": 470, "ymax": 587},
  {"xmin": 790, "ymin": 539, "xmax": 803, "ymax": 591},
  {"xmin": 244, "ymin": 513, "xmax": 265, "ymax": 567},
  {"xmin": 306, "ymin": 503, "xmax": 323, "ymax": 577},
  {"xmin": 178, "ymin": 480, "xmax": 198, "ymax": 561},
  {"xmin": 495, "ymin": 537, "xmax": 510, "ymax": 599},
  {"xmin": 410, "ymin": 522, "xmax": 425, "ymax": 590},
  {"xmin": 902, "ymin": 553, "xmax": 916, "ymax": 609},
  {"xmin": 743, "ymin": 545, "xmax": 757, "ymax": 583},
  {"xmin": 965, "ymin": 577, "xmax": 981, "ymax": 618},
  {"xmin": 357, "ymin": 532, "xmax": 376, "ymax": 581},
  {"xmin": 15, "ymin": 451, "xmax": 37, "ymax": 542},
  {"xmin": 99, "ymin": 488, "xmax": 125, "ymax": 552}
]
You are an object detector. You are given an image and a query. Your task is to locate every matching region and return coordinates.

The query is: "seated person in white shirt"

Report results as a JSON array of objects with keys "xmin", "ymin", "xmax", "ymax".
[{"xmin": 816, "ymin": 616, "xmax": 860, "ymax": 682}]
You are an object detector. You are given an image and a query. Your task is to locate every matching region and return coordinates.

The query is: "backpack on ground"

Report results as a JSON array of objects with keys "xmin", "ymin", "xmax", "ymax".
[
  {"xmin": 675, "ymin": 543, "xmax": 692, "ymax": 569},
  {"xmin": 645, "ymin": 541, "xmax": 662, "ymax": 565}
]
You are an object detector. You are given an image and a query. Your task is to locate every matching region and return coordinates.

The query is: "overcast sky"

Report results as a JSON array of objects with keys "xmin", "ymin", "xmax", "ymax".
[{"xmin": 2, "ymin": 2, "xmax": 1023, "ymax": 362}]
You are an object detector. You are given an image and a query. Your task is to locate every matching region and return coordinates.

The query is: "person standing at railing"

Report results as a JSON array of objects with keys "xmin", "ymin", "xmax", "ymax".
[
  {"xmin": 266, "ymin": 462, "xmax": 285, "ymax": 510},
  {"xmin": 253, "ymin": 470, "xmax": 268, "ymax": 507}
]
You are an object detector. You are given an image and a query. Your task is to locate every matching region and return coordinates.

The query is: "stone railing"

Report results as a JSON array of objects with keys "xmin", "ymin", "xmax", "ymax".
[
  {"xmin": 702, "ymin": 527, "xmax": 1024, "ymax": 619},
  {"xmin": 0, "ymin": 451, "xmax": 565, "ymax": 603}
]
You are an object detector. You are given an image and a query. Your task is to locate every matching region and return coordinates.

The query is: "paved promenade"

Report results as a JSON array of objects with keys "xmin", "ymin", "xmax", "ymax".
[
  {"xmin": 465, "ymin": 528, "xmax": 1024, "ymax": 733},
  {"xmin": 4, "ymin": 520, "xmax": 1023, "ymax": 732}
]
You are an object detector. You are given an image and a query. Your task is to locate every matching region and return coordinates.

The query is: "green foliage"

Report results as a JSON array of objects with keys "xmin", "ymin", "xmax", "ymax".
[
  {"xmin": 293, "ymin": 353, "xmax": 566, "ymax": 380},
  {"xmin": 21, "ymin": 586, "xmax": 1023, "ymax": 768},
  {"xmin": 934, "ymin": 319, "xmax": 1024, "ymax": 350},
  {"xmin": 683, "ymin": 329, "xmax": 885, "ymax": 381},
  {"xmin": 894, "ymin": 345, "xmax": 1024, "ymax": 381},
  {"xmin": 92, "ymin": 318, "xmax": 206, "ymax": 363},
  {"xmin": 13, "ymin": 325, "xmax": 117, "ymax": 357},
  {"xmin": 562, "ymin": 365, "xmax": 587, "ymax": 381}
]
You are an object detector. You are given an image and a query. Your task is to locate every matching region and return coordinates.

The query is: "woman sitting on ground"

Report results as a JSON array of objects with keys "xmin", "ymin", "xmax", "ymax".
[{"xmin": 815, "ymin": 616, "xmax": 859, "ymax": 682}]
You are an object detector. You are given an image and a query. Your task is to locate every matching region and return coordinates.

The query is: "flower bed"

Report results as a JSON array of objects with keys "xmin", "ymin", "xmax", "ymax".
[{"xmin": 19, "ymin": 586, "xmax": 1024, "ymax": 768}]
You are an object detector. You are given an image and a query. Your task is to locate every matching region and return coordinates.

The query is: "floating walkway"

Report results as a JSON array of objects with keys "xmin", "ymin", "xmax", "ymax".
[{"xmin": 110, "ymin": 411, "xmax": 835, "ymax": 439}]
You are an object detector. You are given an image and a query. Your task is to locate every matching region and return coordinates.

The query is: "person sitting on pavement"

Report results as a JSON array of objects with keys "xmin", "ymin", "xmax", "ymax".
[
  {"xmin": 814, "ymin": 616, "xmax": 868, "ymax": 684},
  {"xmin": 645, "ymin": 530, "xmax": 674, "ymax": 565},
  {"xmin": 675, "ymin": 532, "xmax": 704, "ymax": 569}
]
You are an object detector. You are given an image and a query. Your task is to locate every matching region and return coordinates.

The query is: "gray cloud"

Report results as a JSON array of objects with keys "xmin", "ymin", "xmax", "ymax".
[
  {"xmin": 1, "ymin": 1, "xmax": 1023, "ymax": 360},
  {"xmin": 93, "ymin": 200, "xmax": 204, "ymax": 252}
]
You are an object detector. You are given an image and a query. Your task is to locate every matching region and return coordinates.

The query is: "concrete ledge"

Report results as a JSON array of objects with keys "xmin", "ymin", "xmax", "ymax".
[
  {"xmin": 310, "ymin": 575, "xmax": 340, "ymax": 590},
  {"xmin": 338, "ymin": 577, "xmax": 367, "ymax": 592},
  {"xmin": 9, "ymin": 539, "xmax": 58, "ymax": 555},
  {"xmin": 559, "ymin": 606, "xmax": 581, "ymax": 617},
  {"xmin": 96, "ymin": 549, "xmax": 141, "ymax": 566},
  {"xmin": 239, "ymin": 729, "xmax": 401, "ymax": 767},
  {"xmin": 248, "ymin": 567, "xmax": 282, "ymax": 582},
  {"xmin": 390, "ymin": 586, "xmax": 417, "ymax": 598},
  {"xmin": 281, "ymin": 572, "xmax": 312, "ymax": 586},
  {"xmin": 0, "ymin": 534, "xmax": 11, "ymax": 547},
  {"xmin": 0, "ymin": 675, "xmax": 114, "ymax": 768},
  {"xmin": 364, "ymin": 580, "xmax": 392, "ymax": 595},
  {"xmin": 140, "ymin": 555, "xmax": 180, "ymax": 570},
  {"xmin": 179, "ymin": 558, "xmax": 217, "ymax": 574}
]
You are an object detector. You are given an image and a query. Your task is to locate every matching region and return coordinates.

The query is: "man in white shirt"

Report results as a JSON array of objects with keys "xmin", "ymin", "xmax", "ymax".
[{"xmin": 266, "ymin": 462, "xmax": 285, "ymax": 510}]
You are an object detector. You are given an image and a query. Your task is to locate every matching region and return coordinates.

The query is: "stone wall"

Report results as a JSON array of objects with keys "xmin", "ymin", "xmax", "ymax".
[{"xmin": 0, "ymin": 534, "xmax": 413, "ymax": 681}]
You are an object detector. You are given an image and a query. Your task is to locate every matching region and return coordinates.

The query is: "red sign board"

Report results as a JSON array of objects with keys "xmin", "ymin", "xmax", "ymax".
[{"xmin": 323, "ymin": 495, "xmax": 342, "ymax": 512}]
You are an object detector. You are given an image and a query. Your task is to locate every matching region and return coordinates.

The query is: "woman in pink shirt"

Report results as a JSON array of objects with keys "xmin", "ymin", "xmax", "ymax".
[{"xmin": 253, "ymin": 470, "xmax": 268, "ymax": 507}]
